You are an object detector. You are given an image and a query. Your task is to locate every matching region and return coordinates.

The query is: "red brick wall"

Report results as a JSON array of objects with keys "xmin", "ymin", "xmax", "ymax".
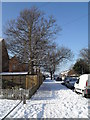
[
  {"xmin": 9, "ymin": 56, "xmax": 29, "ymax": 72},
  {"xmin": 9, "ymin": 56, "xmax": 20, "ymax": 72}
]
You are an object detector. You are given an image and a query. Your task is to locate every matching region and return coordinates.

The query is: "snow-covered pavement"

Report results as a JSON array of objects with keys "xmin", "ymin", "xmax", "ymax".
[
  {"xmin": 0, "ymin": 99, "xmax": 20, "ymax": 119},
  {"xmin": 6, "ymin": 79, "xmax": 88, "ymax": 118}
]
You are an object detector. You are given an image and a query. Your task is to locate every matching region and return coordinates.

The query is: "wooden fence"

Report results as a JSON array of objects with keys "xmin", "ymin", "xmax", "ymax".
[
  {"xmin": 0, "ymin": 87, "xmax": 37, "ymax": 100},
  {"xmin": 0, "ymin": 72, "xmax": 43, "ymax": 99}
]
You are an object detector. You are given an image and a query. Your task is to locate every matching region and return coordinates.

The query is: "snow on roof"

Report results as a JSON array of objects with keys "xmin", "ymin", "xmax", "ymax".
[
  {"xmin": 60, "ymin": 70, "xmax": 70, "ymax": 75},
  {"xmin": 0, "ymin": 72, "xmax": 28, "ymax": 75}
]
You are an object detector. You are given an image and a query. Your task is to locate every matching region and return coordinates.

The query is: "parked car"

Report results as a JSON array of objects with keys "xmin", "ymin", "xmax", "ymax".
[
  {"xmin": 45, "ymin": 74, "xmax": 49, "ymax": 78},
  {"xmin": 56, "ymin": 77, "xmax": 62, "ymax": 81},
  {"xmin": 62, "ymin": 77, "xmax": 69, "ymax": 85},
  {"xmin": 53, "ymin": 75, "xmax": 58, "ymax": 80},
  {"xmin": 66, "ymin": 78, "xmax": 78, "ymax": 89},
  {"xmin": 74, "ymin": 74, "xmax": 90, "ymax": 97},
  {"xmin": 64, "ymin": 77, "xmax": 72, "ymax": 86}
]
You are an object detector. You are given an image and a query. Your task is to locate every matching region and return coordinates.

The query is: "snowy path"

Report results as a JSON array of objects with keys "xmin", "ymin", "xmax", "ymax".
[
  {"xmin": 0, "ymin": 99, "xmax": 20, "ymax": 119},
  {"xmin": 6, "ymin": 79, "xmax": 88, "ymax": 118}
]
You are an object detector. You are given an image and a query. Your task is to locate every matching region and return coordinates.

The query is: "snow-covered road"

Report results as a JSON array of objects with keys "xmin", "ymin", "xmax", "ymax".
[{"xmin": 6, "ymin": 79, "xmax": 88, "ymax": 118}]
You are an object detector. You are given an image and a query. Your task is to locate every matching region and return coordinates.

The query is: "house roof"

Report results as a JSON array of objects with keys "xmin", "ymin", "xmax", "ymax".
[{"xmin": 60, "ymin": 70, "xmax": 70, "ymax": 75}]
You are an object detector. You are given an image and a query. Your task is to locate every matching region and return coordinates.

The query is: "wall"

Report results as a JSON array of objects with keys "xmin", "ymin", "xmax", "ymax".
[
  {"xmin": 2, "ymin": 73, "xmax": 43, "ymax": 89},
  {"xmin": 1, "ymin": 73, "xmax": 43, "ymax": 99},
  {"xmin": 26, "ymin": 73, "xmax": 43, "ymax": 89},
  {"xmin": 2, "ymin": 75, "xmax": 26, "ymax": 89},
  {"xmin": 9, "ymin": 56, "xmax": 20, "ymax": 72},
  {"xmin": 1, "ymin": 39, "xmax": 9, "ymax": 72},
  {"xmin": 9, "ymin": 56, "xmax": 29, "ymax": 72}
]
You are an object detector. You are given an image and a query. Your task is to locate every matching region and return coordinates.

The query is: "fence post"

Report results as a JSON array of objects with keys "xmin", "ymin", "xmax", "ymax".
[
  {"xmin": 20, "ymin": 89, "xmax": 22, "ymax": 100},
  {"xmin": 23, "ymin": 89, "xmax": 26, "ymax": 104},
  {"xmin": 23, "ymin": 94, "xmax": 26, "ymax": 104}
]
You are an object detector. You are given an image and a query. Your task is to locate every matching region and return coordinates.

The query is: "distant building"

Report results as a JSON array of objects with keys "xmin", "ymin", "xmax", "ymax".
[
  {"xmin": 60, "ymin": 70, "xmax": 69, "ymax": 80},
  {"xmin": 68, "ymin": 69, "xmax": 78, "ymax": 77},
  {"xmin": 0, "ymin": 38, "xmax": 9, "ymax": 72},
  {"xmin": 60, "ymin": 69, "xmax": 79, "ymax": 80}
]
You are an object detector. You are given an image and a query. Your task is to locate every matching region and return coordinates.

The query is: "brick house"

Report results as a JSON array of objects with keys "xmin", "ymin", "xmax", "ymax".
[
  {"xmin": 0, "ymin": 38, "xmax": 9, "ymax": 72},
  {"xmin": 9, "ymin": 55, "xmax": 29, "ymax": 72},
  {"xmin": 9, "ymin": 55, "xmax": 20, "ymax": 72},
  {"xmin": 0, "ymin": 38, "xmax": 28, "ymax": 72},
  {"xmin": 21, "ymin": 63, "xmax": 29, "ymax": 72}
]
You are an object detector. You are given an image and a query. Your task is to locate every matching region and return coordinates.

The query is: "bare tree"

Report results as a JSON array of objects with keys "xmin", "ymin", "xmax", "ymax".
[
  {"xmin": 4, "ymin": 7, "xmax": 60, "ymax": 74},
  {"xmin": 43, "ymin": 46, "xmax": 73, "ymax": 80},
  {"xmin": 80, "ymin": 48, "xmax": 90, "ymax": 72},
  {"xmin": 80, "ymin": 48, "xmax": 89, "ymax": 63}
]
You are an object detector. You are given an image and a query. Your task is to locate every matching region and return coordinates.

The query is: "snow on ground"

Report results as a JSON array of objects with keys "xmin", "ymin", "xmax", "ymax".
[
  {"xmin": 6, "ymin": 79, "xmax": 88, "ymax": 118},
  {"xmin": 0, "ymin": 99, "xmax": 20, "ymax": 119}
]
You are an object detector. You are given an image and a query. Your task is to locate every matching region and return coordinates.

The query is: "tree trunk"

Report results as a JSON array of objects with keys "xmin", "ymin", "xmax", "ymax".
[
  {"xmin": 29, "ymin": 60, "xmax": 34, "ymax": 75},
  {"xmin": 31, "ymin": 61, "xmax": 34, "ymax": 75}
]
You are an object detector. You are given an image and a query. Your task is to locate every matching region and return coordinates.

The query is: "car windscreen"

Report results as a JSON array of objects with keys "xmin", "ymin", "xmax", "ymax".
[{"xmin": 69, "ymin": 79, "xmax": 77, "ymax": 82}]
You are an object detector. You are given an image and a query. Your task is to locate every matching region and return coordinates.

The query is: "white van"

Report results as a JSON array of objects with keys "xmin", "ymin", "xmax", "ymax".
[{"xmin": 74, "ymin": 74, "xmax": 90, "ymax": 97}]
